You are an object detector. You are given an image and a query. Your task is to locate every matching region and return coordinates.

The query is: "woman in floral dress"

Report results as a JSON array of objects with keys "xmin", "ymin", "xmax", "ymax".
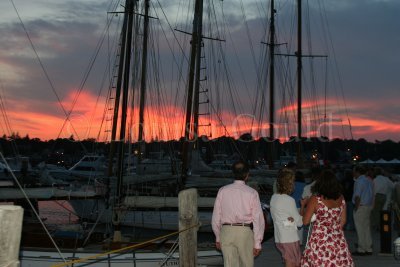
[{"xmin": 301, "ymin": 169, "xmax": 354, "ymax": 267}]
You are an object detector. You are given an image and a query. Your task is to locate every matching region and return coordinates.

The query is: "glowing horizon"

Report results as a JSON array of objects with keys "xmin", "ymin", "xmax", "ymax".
[{"xmin": 1, "ymin": 90, "xmax": 399, "ymax": 143}]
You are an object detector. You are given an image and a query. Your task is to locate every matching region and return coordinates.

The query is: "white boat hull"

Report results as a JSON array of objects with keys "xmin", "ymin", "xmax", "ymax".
[
  {"xmin": 20, "ymin": 248, "xmax": 222, "ymax": 267},
  {"xmin": 69, "ymin": 199, "xmax": 213, "ymax": 232}
]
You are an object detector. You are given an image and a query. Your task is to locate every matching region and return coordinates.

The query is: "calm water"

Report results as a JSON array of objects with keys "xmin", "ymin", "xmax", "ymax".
[{"xmin": 38, "ymin": 200, "xmax": 78, "ymax": 224}]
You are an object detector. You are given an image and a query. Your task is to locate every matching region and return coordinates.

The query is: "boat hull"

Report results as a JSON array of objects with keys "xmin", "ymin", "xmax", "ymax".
[
  {"xmin": 69, "ymin": 199, "xmax": 213, "ymax": 232},
  {"xmin": 20, "ymin": 248, "xmax": 222, "ymax": 267}
]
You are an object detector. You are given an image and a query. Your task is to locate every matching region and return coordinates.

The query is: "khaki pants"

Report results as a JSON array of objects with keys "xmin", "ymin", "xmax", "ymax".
[
  {"xmin": 371, "ymin": 193, "xmax": 386, "ymax": 231},
  {"xmin": 220, "ymin": 225, "xmax": 254, "ymax": 267},
  {"xmin": 354, "ymin": 206, "xmax": 373, "ymax": 253}
]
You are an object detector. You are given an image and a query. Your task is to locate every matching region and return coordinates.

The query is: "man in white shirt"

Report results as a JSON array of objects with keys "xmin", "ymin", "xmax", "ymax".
[{"xmin": 371, "ymin": 167, "xmax": 394, "ymax": 231}]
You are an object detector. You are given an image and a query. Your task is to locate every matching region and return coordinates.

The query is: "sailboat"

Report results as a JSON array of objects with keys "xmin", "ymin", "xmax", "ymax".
[
  {"xmin": 65, "ymin": 0, "xmax": 274, "ymax": 235},
  {"xmin": 13, "ymin": 0, "xmax": 223, "ymax": 266}
]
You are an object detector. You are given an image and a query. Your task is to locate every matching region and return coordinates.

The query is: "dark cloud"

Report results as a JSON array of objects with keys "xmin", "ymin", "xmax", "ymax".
[{"xmin": 0, "ymin": 0, "xmax": 399, "ymax": 141}]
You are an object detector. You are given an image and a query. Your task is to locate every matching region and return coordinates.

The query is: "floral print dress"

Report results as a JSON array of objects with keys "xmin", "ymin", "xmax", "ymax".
[{"xmin": 301, "ymin": 196, "xmax": 354, "ymax": 267}]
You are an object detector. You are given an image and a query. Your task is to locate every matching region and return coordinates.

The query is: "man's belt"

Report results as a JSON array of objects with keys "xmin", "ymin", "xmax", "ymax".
[{"xmin": 223, "ymin": 223, "xmax": 252, "ymax": 227}]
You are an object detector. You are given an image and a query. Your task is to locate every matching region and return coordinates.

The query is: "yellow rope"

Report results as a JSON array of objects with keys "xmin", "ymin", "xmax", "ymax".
[{"xmin": 51, "ymin": 223, "xmax": 199, "ymax": 267}]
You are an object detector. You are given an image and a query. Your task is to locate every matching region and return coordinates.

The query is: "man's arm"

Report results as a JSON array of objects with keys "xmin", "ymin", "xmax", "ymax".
[
  {"xmin": 211, "ymin": 190, "xmax": 222, "ymax": 249},
  {"xmin": 251, "ymin": 192, "xmax": 265, "ymax": 251},
  {"xmin": 354, "ymin": 195, "xmax": 361, "ymax": 211}
]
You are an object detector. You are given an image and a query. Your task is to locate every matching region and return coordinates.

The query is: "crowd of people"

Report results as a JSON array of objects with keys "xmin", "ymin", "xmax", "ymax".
[{"xmin": 211, "ymin": 160, "xmax": 400, "ymax": 267}]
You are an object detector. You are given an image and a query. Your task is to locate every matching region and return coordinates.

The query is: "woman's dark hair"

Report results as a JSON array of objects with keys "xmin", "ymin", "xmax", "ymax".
[
  {"xmin": 310, "ymin": 166, "xmax": 322, "ymax": 181},
  {"xmin": 295, "ymin": 170, "xmax": 305, "ymax": 182},
  {"xmin": 312, "ymin": 169, "xmax": 343, "ymax": 200},
  {"xmin": 232, "ymin": 160, "xmax": 250, "ymax": 180}
]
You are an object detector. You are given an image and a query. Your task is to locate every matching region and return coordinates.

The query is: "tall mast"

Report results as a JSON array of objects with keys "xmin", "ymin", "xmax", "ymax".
[
  {"xmin": 107, "ymin": 0, "xmax": 131, "ymax": 178},
  {"xmin": 296, "ymin": 0, "xmax": 303, "ymax": 167},
  {"xmin": 269, "ymin": 0, "xmax": 275, "ymax": 141},
  {"xmin": 107, "ymin": 0, "xmax": 135, "ymax": 242},
  {"xmin": 138, "ymin": 0, "xmax": 150, "ymax": 162},
  {"xmin": 267, "ymin": 0, "xmax": 276, "ymax": 170},
  {"xmin": 180, "ymin": 0, "xmax": 203, "ymax": 189},
  {"xmin": 297, "ymin": 0, "xmax": 302, "ymax": 140},
  {"xmin": 193, "ymin": 0, "xmax": 204, "ymax": 139}
]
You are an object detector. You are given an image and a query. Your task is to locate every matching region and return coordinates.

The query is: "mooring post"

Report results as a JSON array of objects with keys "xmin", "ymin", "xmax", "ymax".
[
  {"xmin": 0, "ymin": 205, "xmax": 24, "ymax": 267},
  {"xmin": 179, "ymin": 188, "xmax": 198, "ymax": 267}
]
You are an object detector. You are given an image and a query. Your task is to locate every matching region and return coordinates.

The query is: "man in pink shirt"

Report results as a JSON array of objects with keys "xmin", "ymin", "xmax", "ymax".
[{"xmin": 212, "ymin": 160, "xmax": 265, "ymax": 267}]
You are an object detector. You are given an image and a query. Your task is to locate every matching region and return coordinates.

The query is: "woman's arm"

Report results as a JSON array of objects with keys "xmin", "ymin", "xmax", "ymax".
[
  {"xmin": 340, "ymin": 196, "xmax": 347, "ymax": 228},
  {"xmin": 302, "ymin": 195, "xmax": 317, "ymax": 225},
  {"xmin": 287, "ymin": 197, "xmax": 303, "ymax": 227}
]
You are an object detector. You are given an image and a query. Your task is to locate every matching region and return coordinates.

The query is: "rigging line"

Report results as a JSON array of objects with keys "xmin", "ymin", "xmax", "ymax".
[
  {"xmin": 9, "ymin": 0, "xmax": 83, "ymax": 143},
  {"xmin": 54, "ymin": 4, "xmax": 119, "ymax": 144},
  {"xmin": 154, "ymin": 0, "xmax": 191, "ymax": 123},
  {"xmin": 0, "ymin": 152, "xmax": 67, "ymax": 262},
  {"xmin": 155, "ymin": 1, "xmax": 189, "ymax": 65},
  {"xmin": 96, "ymin": 24, "xmax": 121, "ymax": 142},
  {"xmin": 82, "ymin": 207, "xmax": 107, "ymax": 247},
  {"xmin": 220, "ymin": 2, "xmax": 251, "ymax": 113},
  {"xmin": 81, "ymin": 2, "xmax": 122, "ymax": 141},
  {"xmin": 238, "ymin": 0, "xmax": 263, "ymax": 115},
  {"xmin": 239, "ymin": 0, "xmax": 260, "ymax": 81},
  {"xmin": 0, "ymin": 82, "xmax": 13, "ymax": 135},
  {"xmin": 255, "ymin": 0, "xmax": 269, "ymax": 31},
  {"xmin": 0, "ymin": 95, "xmax": 19, "ymax": 156},
  {"xmin": 318, "ymin": 0, "xmax": 353, "ymax": 140},
  {"xmin": 150, "ymin": 23, "xmax": 174, "ymax": 140},
  {"xmin": 205, "ymin": 93, "xmax": 244, "ymax": 158},
  {"xmin": 154, "ymin": 43, "xmax": 177, "ymax": 140},
  {"xmin": 0, "ymin": 88, "xmax": 16, "ymax": 151},
  {"xmin": 324, "ymin": 57, "xmax": 328, "ymax": 137},
  {"xmin": 306, "ymin": 1, "xmax": 323, "ymax": 133}
]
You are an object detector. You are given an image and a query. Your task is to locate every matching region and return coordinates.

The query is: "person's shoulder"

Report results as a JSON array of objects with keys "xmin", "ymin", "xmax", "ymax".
[
  {"xmin": 241, "ymin": 182, "xmax": 257, "ymax": 192},
  {"xmin": 218, "ymin": 183, "xmax": 233, "ymax": 192},
  {"xmin": 278, "ymin": 193, "xmax": 296, "ymax": 202},
  {"xmin": 309, "ymin": 195, "xmax": 319, "ymax": 204},
  {"xmin": 271, "ymin": 194, "xmax": 292, "ymax": 205}
]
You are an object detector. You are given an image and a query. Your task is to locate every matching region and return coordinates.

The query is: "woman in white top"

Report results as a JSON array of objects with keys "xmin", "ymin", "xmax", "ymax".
[{"xmin": 270, "ymin": 168, "xmax": 303, "ymax": 267}]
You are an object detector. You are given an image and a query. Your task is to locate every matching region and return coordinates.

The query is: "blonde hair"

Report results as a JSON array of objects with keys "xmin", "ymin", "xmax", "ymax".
[{"xmin": 276, "ymin": 168, "xmax": 295, "ymax": 194}]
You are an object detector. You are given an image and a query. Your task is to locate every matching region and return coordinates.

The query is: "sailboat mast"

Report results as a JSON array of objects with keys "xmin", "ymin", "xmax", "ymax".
[
  {"xmin": 181, "ymin": 0, "xmax": 203, "ymax": 188},
  {"xmin": 183, "ymin": 0, "xmax": 202, "ymax": 141},
  {"xmin": 193, "ymin": 0, "xmax": 204, "ymax": 138},
  {"xmin": 105, "ymin": 0, "xmax": 135, "ymax": 242},
  {"xmin": 116, "ymin": 0, "xmax": 135, "ymax": 201},
  {"xmin": 107, "ymin": 1, "xmax": 131, "ymax": 177},
  {"xmin": 138, "ymin": 0, "xmax": 150, "ymax": 162},
  {"xmin": 269, "ymin": 0, "xmax": 275, "ymax": 140},
  {"xmin": 297, "ymin": 0, "xmax": 302, "ymax": 140},
  {"xmin": 267, "ymin": 0, "xmax": 276, "ymax": 169},
  {"xmin": 296, "ymin": 0, "xmax": 303, "ymax": 166}
]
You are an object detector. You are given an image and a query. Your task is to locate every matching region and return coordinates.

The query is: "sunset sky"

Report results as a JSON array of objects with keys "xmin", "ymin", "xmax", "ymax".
[{"xmin": 0, "ymin": 0, "xmax": 399, "ymax": 142}]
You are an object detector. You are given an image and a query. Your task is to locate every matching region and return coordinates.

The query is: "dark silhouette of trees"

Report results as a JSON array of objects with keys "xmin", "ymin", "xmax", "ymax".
[{"xmin": 0, "ymin": 135, "xmax": 399, "ymax": 168}]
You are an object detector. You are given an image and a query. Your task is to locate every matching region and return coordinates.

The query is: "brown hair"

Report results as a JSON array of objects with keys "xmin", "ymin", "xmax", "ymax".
[
  {"xmin": 232, "ymin": 160, "xmax": 250, "ymax": 180},
  {"xmin": 276, "ymin": 168, "xmax": 295, "ymax": 194}
]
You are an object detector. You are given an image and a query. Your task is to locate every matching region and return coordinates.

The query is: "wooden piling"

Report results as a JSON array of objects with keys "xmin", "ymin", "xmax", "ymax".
[
  {"xmin": 179, "ymin": 188, "xmax": 198, "ymax": 267},
  {"xmin": 0, "ymin": 205, "xmax": 24, "ymax": 267}
]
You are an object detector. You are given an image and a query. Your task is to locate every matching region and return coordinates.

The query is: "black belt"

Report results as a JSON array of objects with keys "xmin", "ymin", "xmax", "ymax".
[{"xmin": 223, "ymin": 223, "xmax": 252, "ymax": 227}]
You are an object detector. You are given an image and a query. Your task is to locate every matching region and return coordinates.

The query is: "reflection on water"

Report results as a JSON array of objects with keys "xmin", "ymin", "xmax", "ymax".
[{"xmin": 39, "ymin": 200, "xmax": 78, "ymax": 224}]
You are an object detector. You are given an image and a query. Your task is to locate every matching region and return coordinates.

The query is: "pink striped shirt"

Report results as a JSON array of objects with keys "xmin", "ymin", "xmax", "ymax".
[{"xmin": 212, "ymin": 180, "xmax": 265, "ymax": 249}]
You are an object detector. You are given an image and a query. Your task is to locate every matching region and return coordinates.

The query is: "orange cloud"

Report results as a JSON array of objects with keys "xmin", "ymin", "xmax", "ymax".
[{"xmin": 1, "ymin": 91, "xmax": 399, "ymax": 142}]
